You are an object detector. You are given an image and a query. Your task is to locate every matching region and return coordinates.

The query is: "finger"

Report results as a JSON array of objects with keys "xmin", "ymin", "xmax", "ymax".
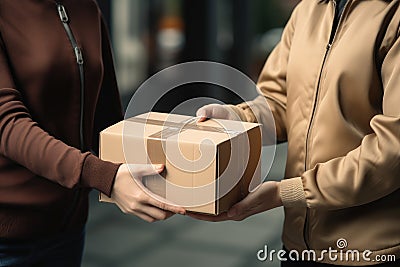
[
  {"xmin": 187, "ymin": 212, "xmax": 230, "ymax": 222},
  {"xmin": 128, "ymin": 164, "xmax": 164, "ymax": 177},
  {"xmin": 146, "ymin": 196, "xmax": 186, "ymax": 215},
  {"xmin": 139, "ymin": 204, "xmax": 174, "ymax": 221}
]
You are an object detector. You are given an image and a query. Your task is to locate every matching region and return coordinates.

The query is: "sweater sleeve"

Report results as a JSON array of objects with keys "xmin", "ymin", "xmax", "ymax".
[
  {"xmin": 280, "ymin": 34, "xmax": 400, "ymax": 209},
  {"xmin": 229, "ymin": 4, "xmax": 300, "ymax": 143},
  {"xmin": 0, "ymin": 33, "xmax": 119, "ymax": 197}
]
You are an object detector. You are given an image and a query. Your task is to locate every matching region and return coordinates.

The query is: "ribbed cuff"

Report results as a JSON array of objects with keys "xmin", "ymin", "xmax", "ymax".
[
  {"xmin": 237, "ymin": 102, "xmax": 258, "ymax": 122},
  {"xmin": 81, "ymin": 154, "xmax": 121, "ymax": 197},
  {"xmin": 226, "ymin": 105, "xmax": 252, "ymax": 122},
  {"xmin": 280, "ymin": 177, "xmax": 307, "ymax": 207}
]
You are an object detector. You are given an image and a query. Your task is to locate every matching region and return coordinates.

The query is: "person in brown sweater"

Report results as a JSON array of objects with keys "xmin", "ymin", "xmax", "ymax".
[{"xmin": 0, "ymin": 0, "xmax": 184, "ymax": 266}]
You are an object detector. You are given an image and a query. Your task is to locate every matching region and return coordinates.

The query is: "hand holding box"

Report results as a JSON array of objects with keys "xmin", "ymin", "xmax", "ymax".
[{"xmin": 99, "ymin": 112, "xmax": 261, "ymax": 215}]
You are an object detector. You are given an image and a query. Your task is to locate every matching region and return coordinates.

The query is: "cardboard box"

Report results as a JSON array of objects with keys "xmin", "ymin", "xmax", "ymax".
[{"xmin": 99, "ymin": 112, "xmax": 261, "ymax": 215}]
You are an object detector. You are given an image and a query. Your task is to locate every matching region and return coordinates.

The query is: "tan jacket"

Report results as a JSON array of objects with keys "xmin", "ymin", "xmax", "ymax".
[{"xmin": 232, "ymin": 0, "xmax": 400, "ymax": 265}]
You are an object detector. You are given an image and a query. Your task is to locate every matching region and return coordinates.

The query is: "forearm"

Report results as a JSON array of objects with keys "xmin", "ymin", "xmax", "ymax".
[
  {"xmin": 229, "ymin": 95, "xmax": 287, "ymax": 144},
  {"xmin": 280, "ymin": 116, "xmax": 400, "ymax": 209},
  {"xmin": 0, "ymin": 88, "xmax": 119, "ymax": 195}
]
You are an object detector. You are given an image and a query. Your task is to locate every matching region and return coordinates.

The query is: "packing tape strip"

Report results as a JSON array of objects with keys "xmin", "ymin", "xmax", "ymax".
[
  {"xmin": 131, "ymin": 116, "xmax": 239, "ymax": 201},
  {"xmin": 127, "ymin": 116, "xmax": 242, "ymax": 140}
]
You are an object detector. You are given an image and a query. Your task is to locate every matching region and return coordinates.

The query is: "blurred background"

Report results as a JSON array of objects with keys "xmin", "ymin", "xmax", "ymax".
[{"xmin": 84, "ymin": 1, "xmax": 299, "ymax": 266}]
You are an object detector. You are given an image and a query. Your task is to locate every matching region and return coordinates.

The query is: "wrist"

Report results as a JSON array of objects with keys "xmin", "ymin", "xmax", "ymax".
[
  {"xmin": 116, "ymin": 163, "xmax": 128, "ymax": 176},
  {"xmin": 274, "ymin": 181, "xmax": 283, "ymax": 207},
  {"xmin": 279, "ymin": 177, "xmax": 307, "ymax": 207},
  {"xmin": 82, "ymin": 154, "xmax": 121, "ymax": 197},
  {"xmin": 226, "ymin": 104, "xmax": 248, "ymax": 121}
]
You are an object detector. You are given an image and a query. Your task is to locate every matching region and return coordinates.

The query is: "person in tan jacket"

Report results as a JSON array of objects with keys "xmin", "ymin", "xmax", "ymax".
[{"xmin": 192, "ymin": 0, "xmax": 400, "ymax": 266}]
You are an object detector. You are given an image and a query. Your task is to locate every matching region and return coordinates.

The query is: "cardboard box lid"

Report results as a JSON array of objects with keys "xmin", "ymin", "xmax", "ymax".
[{"xmin": 102, "ymin": 112, "xmax": 260, "ymax": 146}]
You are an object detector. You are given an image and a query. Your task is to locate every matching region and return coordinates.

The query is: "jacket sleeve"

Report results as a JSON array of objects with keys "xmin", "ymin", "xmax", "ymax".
[
  {"xmin": 280, "ymin": 34, "xmax": 400, "ymax": 209},
  {"xmin": 229, "ymin": 4, "xmax": 300, "ymax": 143},
  {"xmin": 0, "ymin": 35, "xmax": 119, "ymax": 197},
  {"xmin": 91, "ymin": 16, "xmax": 124, "ymax": 155}
]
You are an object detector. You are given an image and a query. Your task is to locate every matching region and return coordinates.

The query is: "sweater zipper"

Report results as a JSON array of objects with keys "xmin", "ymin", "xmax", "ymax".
[
  {"xmin": 303, "ymin": 0, "xmax": 350, "ymax": 249},
  {"xmin": 56, "ymin": 2, "xmax": 85, "ymax": 231},
  {"xmin": 56, "ymin": 2, "xmax": 85, "ymax": 151}
]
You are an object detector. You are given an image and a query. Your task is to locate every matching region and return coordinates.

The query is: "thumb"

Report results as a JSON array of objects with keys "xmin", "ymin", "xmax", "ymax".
[
  {"xmin": 128, "ymin": 164, "xmax": 164, "ymax": 178},
  {"xmin": 227, "ymin": 190, "xmax": 257, "ymax": 218},
  {"xmin": 196, "ymin": 106, "xmax": 212, "ymax": 121},
  {"xmin": 196, "ymin": 107, "xmax": 207, "ymax": 117},
  {"xmin": 227, "ymin": 202, "xmax": 242, "ymax": 218}
]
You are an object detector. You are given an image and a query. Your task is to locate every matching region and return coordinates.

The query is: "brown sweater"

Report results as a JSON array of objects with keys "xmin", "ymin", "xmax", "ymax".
[{"xmin": 0, "ymin": 0, "xmax": 123, "ymax": 238}]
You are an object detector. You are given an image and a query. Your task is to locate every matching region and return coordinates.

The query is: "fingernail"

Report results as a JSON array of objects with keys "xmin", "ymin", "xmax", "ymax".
[
  {"xmin": 197, "ymin": 116, "xmax": 207, "ymax": 123},
  {"xmin": 155, "ymin": 164, "xmax": 163, "ymax": 170}
]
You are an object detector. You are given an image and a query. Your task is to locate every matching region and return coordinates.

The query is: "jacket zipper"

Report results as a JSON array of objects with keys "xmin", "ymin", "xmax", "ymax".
[
  {"xmin": 303, "ymin": 0, "xmax": 351, "ymax": 249},
  {"xmin": 55, "ymin": 2, "xmax": 85, "ymax": 230},
  {"xmin": 56, "ymin": 2, "xmax": 85, "ymax": 151}
]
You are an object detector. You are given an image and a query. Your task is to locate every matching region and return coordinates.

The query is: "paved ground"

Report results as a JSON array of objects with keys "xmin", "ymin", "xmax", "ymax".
[{"xmin": 82, "ymin": 144, "xmax": 288, "ymax": 267}]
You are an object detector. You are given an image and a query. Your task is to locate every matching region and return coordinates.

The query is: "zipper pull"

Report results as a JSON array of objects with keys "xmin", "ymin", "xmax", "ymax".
[
  {"xmin": 57, "ymin": 4, "xmax": 69, "ymax": 23},
  {"xmin": 326, "ymin": 43, "xmax": 332, "ymax": 51},
  {"xmin": 74, "ymin": 47, "xmax": 84, "ymax": 65}
]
